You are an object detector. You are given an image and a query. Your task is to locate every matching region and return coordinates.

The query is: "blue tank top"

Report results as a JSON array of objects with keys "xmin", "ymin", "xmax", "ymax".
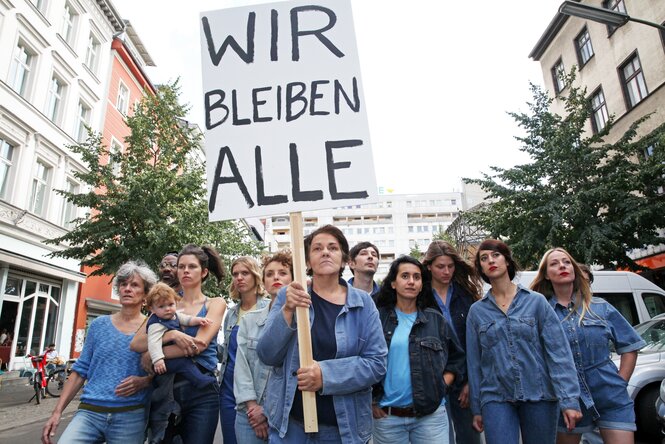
[{"xmin": 182, "ymin": 300, "xmax": 218, "ymax": 372}]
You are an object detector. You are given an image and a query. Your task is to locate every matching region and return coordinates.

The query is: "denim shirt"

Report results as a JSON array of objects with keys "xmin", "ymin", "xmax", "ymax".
[
  {"xmin": 373, "ymin": 306, "xmax": 466, "ymax": 416},
  {"xmin": 466, "ymin": 285, "xmax": 580, "ymax": 415},
  {"xmin": 234, "ymin": 304, "xmax": 272, "ymax": 412},
  {"xmin": 256, "ymin": 281, "xmax": 387, "ymax": 444},
  {"xmin": 219, "ymin": 296, "xmax": 270, "ymax": 378},
  {"xmin": 548, "ymin": 296, "xmax": 645, "ymax": 412}
]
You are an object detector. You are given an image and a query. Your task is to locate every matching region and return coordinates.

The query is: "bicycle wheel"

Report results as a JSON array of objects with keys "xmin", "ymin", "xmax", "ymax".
[
  {"xmin": 46, "ymin": 369, "xmax": 66, "ymax": 397},
  {"xmin": 33, "ymin": 377, "xmax": 41, "ymax": 404}
]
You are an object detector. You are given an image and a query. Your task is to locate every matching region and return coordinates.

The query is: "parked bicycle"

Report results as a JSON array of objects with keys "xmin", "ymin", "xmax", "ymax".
[{"xmin": 27, "ymin": 353, "xmax": 73, "ymax": 404}]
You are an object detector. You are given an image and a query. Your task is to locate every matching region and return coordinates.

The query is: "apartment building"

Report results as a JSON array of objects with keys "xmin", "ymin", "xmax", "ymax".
[
  {"xmin": 530, "ymin": 0, "xmax": 665, "ymax": 287},
  {"xmin": 71, "ymin": 21, "xmax": 155, "ymax": 357},
  {"xmin": 0, "ymin": 0, "xmax": 122, "ymax": 369},
  {"xmin": 264, "ymin": 187, "xmax": 483, "ymax": 280}
]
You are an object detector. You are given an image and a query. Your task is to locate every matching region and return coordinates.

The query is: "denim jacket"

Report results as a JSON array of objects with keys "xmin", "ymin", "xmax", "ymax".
[
  {"xmin": 548, "ymin": 296, "xmax": 645, "ymax": 413},
  {"xmin": 256, "ymin": 281, "xmax": 387, "ymax": 444},
  {"xmin": 466, "ymin": 285, "xmax": 580, "ymax": 415},
  {"xmin": 234, "ymin": 304, "xmax": 272, "ymax": 412},
  {"xmin": 219, "ymin": 296, "xmax": 270, "ymax": 378},
  {"xmin": 373, "ymin": 306, "xmax": 466, "ymax": 416}
]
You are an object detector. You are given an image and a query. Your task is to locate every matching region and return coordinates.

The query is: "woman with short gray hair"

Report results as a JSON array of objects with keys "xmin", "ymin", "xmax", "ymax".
[{"xmin": 42, "ymin": 261, "xmax": 157, "ymax": 444}]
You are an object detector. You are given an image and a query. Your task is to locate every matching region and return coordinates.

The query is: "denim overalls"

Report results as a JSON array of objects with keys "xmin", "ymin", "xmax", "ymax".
[{"xmin": 549, "ymin": 296, "xmax": 645, "ymax": 432}]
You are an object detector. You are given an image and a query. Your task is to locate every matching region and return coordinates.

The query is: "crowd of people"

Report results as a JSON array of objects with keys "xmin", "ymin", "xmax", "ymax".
[{"xmin": 39, "ymin": 225, "xmax": 645, "ymax": 444}]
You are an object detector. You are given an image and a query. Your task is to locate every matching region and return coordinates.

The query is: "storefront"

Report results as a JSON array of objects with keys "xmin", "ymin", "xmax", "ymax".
[{"xmin": 0, "ymin": 248, "xmax": 84, "ymax": 371}]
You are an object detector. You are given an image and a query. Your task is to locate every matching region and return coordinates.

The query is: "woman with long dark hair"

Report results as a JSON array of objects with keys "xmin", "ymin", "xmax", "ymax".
[
  {"xmin": 531, "ymin": 248, "xmax": 644, "ymax": 444},
  {"xmin": 372, "ymin": 255, "xmax": 465, "ymax": 444},
  {"xmin": 131, "ymin": 244, "xmax": 227, "ymax": 443},
  {"xmin": 257, "ymin": 225, "xmax": 387, "ymax": 443},
  {"xmin": 422, "ymin": 240, "xmax": 481, "ymax": 444},
  {"xmin": 466, "ymin": 239, "xmax": 581, "ymax": 444}
]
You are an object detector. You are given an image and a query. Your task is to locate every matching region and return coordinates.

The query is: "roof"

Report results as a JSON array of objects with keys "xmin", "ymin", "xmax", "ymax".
[
  {"xmin": 529, "ymin": 0, "xmax": 582, "ymax": 61},
  {"xmin": 123, "ymin": 20, "xmax": 156, "ymax": 67},
  {"xmin": 96, "ymin": 0, "xmax": 125, "ymax": 33}
]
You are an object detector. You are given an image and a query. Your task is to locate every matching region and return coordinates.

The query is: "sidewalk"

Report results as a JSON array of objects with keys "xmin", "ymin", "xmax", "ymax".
[{"xmin": 0, "ymin": 376, "xmax": 79, "ymax": 433}]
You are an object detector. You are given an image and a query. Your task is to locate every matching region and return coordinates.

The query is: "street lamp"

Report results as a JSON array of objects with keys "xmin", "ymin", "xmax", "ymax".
[{"xmin": 559, "ymin": 1, "xmax": 665, "ymax": 32}]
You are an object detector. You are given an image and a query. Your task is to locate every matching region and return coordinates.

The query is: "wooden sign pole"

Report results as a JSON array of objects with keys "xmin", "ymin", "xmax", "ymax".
[{"xmin": 289, "ymin": 211, "xmax": 318, "ymax": 432}]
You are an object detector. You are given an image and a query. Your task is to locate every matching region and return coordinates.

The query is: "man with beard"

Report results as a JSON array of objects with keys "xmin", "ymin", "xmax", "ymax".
[{"xmin": 158, "ymin": 252, "xmax": 182, "ymax": 295}]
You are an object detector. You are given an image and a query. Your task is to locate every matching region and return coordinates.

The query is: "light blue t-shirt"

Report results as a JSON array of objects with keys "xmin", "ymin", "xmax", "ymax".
[{"xmin": 380, "ymin": 309, "xmax": 416, "ymax": 407}]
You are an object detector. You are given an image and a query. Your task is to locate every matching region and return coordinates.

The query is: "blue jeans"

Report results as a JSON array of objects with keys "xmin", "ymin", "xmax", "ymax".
[
  {"xmin": 236, "ymin": 410, "xmax": 268, "ymax": 443},
  {"xmin": 448, "ymin": 389, "xmax": 481, "ymax": 444},
  {"xmin": 373, "ymin": 404, "xmax": 449, "ymax": 444},
  {"xmin": 269, "ymin": 416, "xmax": 342, "ymax": 443},
  {"xmin": 482, "ymin": 400, "xmax": 558, "ymax": 444},
  {"xmin": 59, "ymin": 408, "xmax": 146, "ymax": 444},
  {"xmin": 163, "ymin": 380, "xmax": 219, "ymax": 443}
]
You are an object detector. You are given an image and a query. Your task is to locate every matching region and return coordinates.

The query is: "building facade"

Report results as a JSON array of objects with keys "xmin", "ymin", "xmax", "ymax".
[
  {"xmin": 264, "ymin": 187, "xmax": 483, "ymax": 281},
  {"xmin": 71, "ymin": 21, "xmax": 155, "ymax": 357},
  {"xmin": 0, "ymin": 0, "xmax": 122, "ymax": 369},
  {"xmin": 530, "ymin": 0, "xmax": 665, "ymax": 287}
]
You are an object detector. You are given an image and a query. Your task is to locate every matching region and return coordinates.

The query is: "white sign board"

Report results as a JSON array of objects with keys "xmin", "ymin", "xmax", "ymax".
[{"xmin": 200, "ymin": 0, "xmax": 377, "ymax": 221}]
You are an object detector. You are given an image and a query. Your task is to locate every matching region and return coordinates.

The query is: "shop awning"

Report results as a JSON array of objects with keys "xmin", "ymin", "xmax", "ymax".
[{"xmin": 0, "ymin": 249, "xmax": 86, "ymax": 283}]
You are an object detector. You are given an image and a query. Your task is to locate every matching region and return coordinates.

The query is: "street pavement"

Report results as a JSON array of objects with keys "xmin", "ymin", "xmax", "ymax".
[{"xmin": 0, "ymin": 382, "xmax": 224, "ymax": 443}]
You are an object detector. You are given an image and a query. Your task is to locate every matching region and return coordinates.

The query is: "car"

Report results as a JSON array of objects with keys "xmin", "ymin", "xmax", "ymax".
[
  {"xmin": 657, "ymin": 378, "xmax": 665, "ymax": 438},
  {"xmin": 614, "ymin": 313, "xmax": 665, "ymax": 442}
]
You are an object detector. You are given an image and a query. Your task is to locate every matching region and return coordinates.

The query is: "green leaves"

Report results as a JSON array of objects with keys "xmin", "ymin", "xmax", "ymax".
[
  {"xmin": 465, "ymin": 71, "xmax": 665, "ymax": 270},
  {"xmin": 48, "ymin": 81, "xmax": 262, "ymax": 290}
]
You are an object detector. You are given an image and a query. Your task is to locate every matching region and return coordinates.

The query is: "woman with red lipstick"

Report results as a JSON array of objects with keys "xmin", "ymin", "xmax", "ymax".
[
  {"xmin": 422, "ymin": 240, "xmax": 482, "ymax": 444},
  {"xmin": 219, "ymin": 257, "xmax": 269, "ymax": 444},
  {"xmin": 233, "ymin": 251, "xmax": 294, "ymax": 443},
  {"xmin": 466, "ymin": 240, "xmax": 582, "ymax": 444},
  {"xmin": 531, "ymin": 248, "xmax": 644, "ymax": 444}
]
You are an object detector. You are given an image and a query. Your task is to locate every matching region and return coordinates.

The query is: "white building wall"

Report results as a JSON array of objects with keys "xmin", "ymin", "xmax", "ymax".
[{"xmin": 0, "ymin": 0, "xmax": 121, "ymax": 369}]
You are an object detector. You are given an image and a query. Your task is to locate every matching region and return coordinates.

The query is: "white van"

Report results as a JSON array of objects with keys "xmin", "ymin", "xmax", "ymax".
[{"xmin": 515, "ymin": 270, "xmax": 665, "ymax": 325}]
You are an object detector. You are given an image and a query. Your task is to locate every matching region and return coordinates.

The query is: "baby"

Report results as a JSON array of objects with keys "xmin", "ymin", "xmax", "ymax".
[{"xmin": 145, "ymin": 282, "xmax": 215, "ymax": 387}]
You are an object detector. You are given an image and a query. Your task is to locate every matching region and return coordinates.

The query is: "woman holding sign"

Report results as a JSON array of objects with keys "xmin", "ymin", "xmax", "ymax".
[{"xmin": 257, "ymin": 225, "xmax": 387, "ymax": 443}]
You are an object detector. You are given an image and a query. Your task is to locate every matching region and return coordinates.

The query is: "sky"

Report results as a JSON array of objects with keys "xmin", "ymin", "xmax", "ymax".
[{"xmin": 110, "ymin": 0, "xmax": 565, "ymax": 195}]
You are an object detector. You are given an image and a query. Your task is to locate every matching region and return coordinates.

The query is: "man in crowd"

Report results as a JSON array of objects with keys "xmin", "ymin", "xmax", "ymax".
[
  {"xmin": 158, "ymin": 252, "xmax": 181, "ymax": 295},
  {"xmin": 348, "ymin": 241, "xmax": 380, "ymax": 300}
]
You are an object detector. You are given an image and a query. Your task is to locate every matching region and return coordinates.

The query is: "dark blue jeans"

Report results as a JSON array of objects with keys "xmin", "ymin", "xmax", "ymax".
[
  {"xmin": 163, "ymin": 379, "xmax": 219, "ymax": 444},
  {"xmin": 482, "ymin": 400, "xmax": 558, "ymax": 444},
  {"xmin": 447, "ymin": 388, "xmax": 481, "ymax": 444}
]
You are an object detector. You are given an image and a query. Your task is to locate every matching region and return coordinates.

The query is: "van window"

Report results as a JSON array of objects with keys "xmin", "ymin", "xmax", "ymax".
[
  {"xmin": 594, "ymin": 293, "xmax": 639, "ymax": 326},
  {"xmin": 642, "ymin": 293, "xmax": 665, "ymax": 318}
]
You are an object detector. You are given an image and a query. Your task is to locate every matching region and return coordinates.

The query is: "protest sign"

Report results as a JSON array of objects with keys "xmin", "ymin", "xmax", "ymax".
[{"xmin": 200, "ymin": 0, "xmax": 376, "ymax": 221}]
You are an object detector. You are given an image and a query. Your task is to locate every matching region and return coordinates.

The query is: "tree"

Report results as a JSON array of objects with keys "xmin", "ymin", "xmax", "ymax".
[
  {"xmin": 432, "ymin": 226, "xmax": 457, "ymax": 247},
  {"xmin": 48, "ymin": 81, "xmax": 262, "ymax": 287},
  {"xmin": 464, "ymin": 73, "xmax": 665, "ymax": 270},
  {"xmin": 409, "ymin": 243, "xmax": 423, "ymax": 260}
]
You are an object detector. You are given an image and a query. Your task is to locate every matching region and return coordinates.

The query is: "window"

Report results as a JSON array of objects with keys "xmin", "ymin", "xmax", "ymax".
[
  {"xmin": 76, "ymin": 101, "xmax": 91, "ymax": 142},
  {"xmin": 46, "ymin": 76, "xmax": 65, "ymax": 123},
  {"xmin": 551, "ymin": 58, "xmax": 565, "ymax": 94},
  {"xmin": 620, "ymin": 53, "xmax": 648, "ymax": 109},
  {"xmin": 575, "ymin": 27, "xmax": 594, "ymax": 66},
  {"xmin": 30, "ymin": 161, "xmax": 51, "ymax": 216},
  {"xmin": 642, "ymin": 293, "xmax": 665, "ymax": 318},
  {"xmin": 109, "ymin": 138, "xmax": 123, "ymax": 176},
  {"xmin": 590, "ymin": 88, "xmax": 609, "ymax": 134},
  {"xmin": 595, "ymin": 292, "xmax": 639, "ymax": 326},
  {"xmin": 60, "ymin": 3, "xmax": 77, "ymax": 46},
  {"xmin": 602, "ymin": 0, "xmax": 627, "ymax": 34},
  {"xmin": 0, "ymin": 139, "xmax": 14, "ymax": 199},
  {"xmin": 60, "ymin": 178, "xmax": 78, "ymax": 228},
  {"xmin": 9, "ymin": 43, "xmax": 34, "ymax": 97},
  {"xmin": 85, "ymin": 34, "xmax": 100, "ymax": 73},
  {"xmin": 644, "ymin": 145, "xmax": 665, "ymax": 194},
  {"xmin": 116, "ymin": 82, "xmax": 129, "ymax": 115},
  {"xmin": 31, "ymin": 0, "xmax": 47, "ymax": 13}
]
